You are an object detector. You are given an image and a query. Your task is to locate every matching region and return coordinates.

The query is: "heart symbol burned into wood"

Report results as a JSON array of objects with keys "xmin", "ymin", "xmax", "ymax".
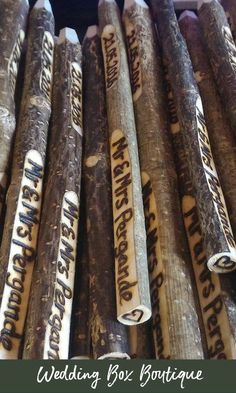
[{"xmin": 123, "ymin": 309, "xmax": 144, "ymax": 323}]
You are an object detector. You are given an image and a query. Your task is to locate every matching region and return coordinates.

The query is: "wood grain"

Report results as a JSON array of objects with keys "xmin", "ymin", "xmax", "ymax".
[
  {"xmin": 0, "ymin": 0, "xmax": 29, "ymax": 223},
  {"xmin": 83, "ymin": 27, "xmax": 129, "ymax": 359},
  {"xmin": 221, "ymin": 0, "xmax": 236, "ymax": 43},
  {"xmin": 123, "ymin": 0, "xmax": 203, "ymax": 359},
  {"xmin": 98, "ymin": 0, "xmax": 151, "ymax": 325},
  {"xmin": 0, "ymin": 1, "xmax": 54, "ymax": 359},
  {"xmin": 165, "ymin": 58, "xmax": 236, "ymax": 359},
  {"xmin": 198, "ymin": 0, "xmax": 236, "ymax": 139},
  {"xmin": 23, "ymin": 28, "xmax": 82, "ymax": 359},
  {"xmin": 151, "ymin": 0, "xmax": 236, "ymax": 274}
]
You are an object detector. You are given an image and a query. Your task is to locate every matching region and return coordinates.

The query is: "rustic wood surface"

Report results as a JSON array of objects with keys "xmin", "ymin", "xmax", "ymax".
[
  {"xmin": 83, "ymin": 26, "xmax": 129, "ymax": 359},
  {"xmin": 220, "ymin": 271, "xmax": 236, "ymax": 345},
  {"xmin": 165, "ymin": 57, "xmax": 236, "ymax": 359},
  {"xmin": 98, "ymin": 0, "xmax": 151, "ymax": 325},
  {"xmin": 179, "ymin": 11, "xmax": 236, "ymax": 253},
  {"xmin": 151, "ymin": 0, "xmax": 236, "ymax": 274},
  {"xmin": 23, "ymin": 27, "xmax": 82, "ymax": 359},
  {"xmin": 123, "ymin": 0, "xmax": 203, "ymax": 359},
  {"xmin": 70, "ymin": 194, "xmax": 90, "ymax": 359},
  {"xmin": 0, "ymin": 0, "xmax": 54, "ymax": 359},
  {"xmin": 198, "ymin": 0, "xmax": 236, "ymax": 138},
  {"xmin": 129, "ymin": 323, "xmax": 155, "ymax": 359},
  {"xmin": 0, "ymin": 0, "xmax": 29, "ymax": 224},
  {"xmin": 221, "ymin": 0, "xmax": 236, "ymax": 43}
]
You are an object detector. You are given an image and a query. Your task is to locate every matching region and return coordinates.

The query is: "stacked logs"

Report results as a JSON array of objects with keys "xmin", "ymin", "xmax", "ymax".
[{"xmin": 0, "ymin": 0, "xmax": 234, "ymax": 359}]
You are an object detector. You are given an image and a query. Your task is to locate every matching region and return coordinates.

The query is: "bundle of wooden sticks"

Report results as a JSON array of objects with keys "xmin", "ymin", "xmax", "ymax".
[{"xmin": 0, "ymin": 0, "xmax": 235, "ymax": 359}]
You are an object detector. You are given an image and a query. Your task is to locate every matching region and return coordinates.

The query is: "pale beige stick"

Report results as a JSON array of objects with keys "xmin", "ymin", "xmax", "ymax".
[
  {"xmin": 123, "ymin": 0, "xmax": 203, "ymax": 359},
  {"xmin": 98, "ymin": 0, "xmax": 151, "ymax": 326}
]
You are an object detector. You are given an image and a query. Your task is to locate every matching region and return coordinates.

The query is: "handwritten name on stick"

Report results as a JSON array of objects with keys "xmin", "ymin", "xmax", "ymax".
[
  {"xmin": 44, "ymin": 191, "xmax": 79, "ymax": 360},
  {"xmin": 183, "ymin": 196, "xmax": 236, "ymax": 359},
  {"xmin": 0, "ymin": 150, "xmax": 43, "ymax": 357},
  {"xmin": 142, "ymin": 172, "xmax": 170, "ymax": 359},
  {"xmin": 101, "ymin": 25, "xmax": 120, "ymax": 90},
  {"xmin": 125, "ymin": 23, "xmax": 142, "ymax": 102},
  {"xmin": 110, "ymin": 129, "xmax": 149, "ymax": 325},
  {"xmin": 8, "ymin": 29, "xmax": 25, "ymax": 97},
  {"xmin": 196, "ymin": 97, "xmax": 236, "ymax": 272},
  {"xmin": 40, "ymin": 31, "xmax": 54, "ymax": 102},
  {"xmin": 70, "ymin": 62, "xmax": 82, "ymax": 135}
]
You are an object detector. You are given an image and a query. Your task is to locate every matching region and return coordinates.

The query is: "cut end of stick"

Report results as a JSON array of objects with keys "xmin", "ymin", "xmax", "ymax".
[
  {"xmin": 84, "ymin": 25, "xmax": 99, "ymax": 39},
  {"xmin": 58, "ymin": 27, "xmax": 79, "ymax": 44},
  {"xmin": 123, "ymin": 0, "xmax": 148, "ymax": 10},
  {"xmin": 98, "ymin": 0, "xmax": 115, "ymax": 7},
  {"xmin": 178, "ymin": 10, "xmax": 198, "ymax": 21},
  {"xmin": 34, "ymin": 0, "xmax": 52, "ymax": 12},
  {"xmin": 98, "ymin": 352, "xmax": 131, "ymax": 360},
  {"xmin": 197, "ymin": 0, "xmax": 213, "ymax": 10}
]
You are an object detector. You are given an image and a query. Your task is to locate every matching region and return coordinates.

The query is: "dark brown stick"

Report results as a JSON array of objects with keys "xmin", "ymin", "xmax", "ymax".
[
  {"xmin": 221, "ymin": 0, "xmax": 236, "ymax": 43},
  {"xmin": 70, "ymin": 194, "xmax": 90, "ymax": 360},
  {"xmin": 198, "ymin": 0, "xmax": 236, "ymax": 139},
  {"xmin": 0, "ymin": 0, "xmax": 54, "ymax": 359},
  {"xmin": 150, "ymin": 0, "xmax": 236, "ymax": 274},
  {"xmin": 0, "ymin": 0, "xmax": 29, "ymax": 221},
  {"xmin": 123, "ymin": 0, "xmax": 203, "ymax": 359},
  {"xmin": 98, "ymin": 0, "xmax": 151, "ymax": 325},
  {"xmin": 23, "ymin": 27, "xmax": 82, "ymax": 359},
  {"xmin": 83, "ymin": 25, "xmax": 130, "ymax": 359},
  {"xmin": 129, "ymin": 323, "xmax": 155, "ymax": 359}
]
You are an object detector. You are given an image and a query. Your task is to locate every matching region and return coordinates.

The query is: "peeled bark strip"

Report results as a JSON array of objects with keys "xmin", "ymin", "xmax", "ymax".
[
  {"xmin": 221, "ymin": 0, "xmax": 236, "ymax": 43},
  {"xmin": 129, "ymin": 323, "xmax": 155, "ymax": 358},
  {"xmin": 70, "ymin": 201, "xmax": 90, "ymax": 360},
  {"xmin": 23, "ymin": 27, "xmax": 82, "ymax": 359},
  {"xmin": 151, "ymin": 0, "xmax": 236, "ymax": 274},
  {"xmin": 198, "ymin": 0, "xmax": 236, "ymax": 138},
  {"xmin": 0, "ymin": 0, "xmax": 29, "ymax": 221},
  {"xmin": 179, "ymin": 11, "xmax": 236, "ymax": 254},
  {"xmin": 123, "ymin": 0, "xmax": 203, "ymax": 359},
  {"xmin": 165, "ymin": 62, "xmax": 236, "ymax": 359},
  {"xmin": 98, "ymin": 0, "xmax": 151, "ymax": 325},
  {"xmin": 83, "ymin": 26, "xmax": 129, "ymax": 359},
  {"xmin": 0, "ymin": 0, "xmax": 54, "ymax": 359}
]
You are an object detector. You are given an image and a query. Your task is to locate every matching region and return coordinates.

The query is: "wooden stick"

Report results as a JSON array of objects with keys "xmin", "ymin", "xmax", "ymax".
[
  {"xmin": 129, "ymin": 323, "xmax": 155, "ymax": 358},
  {"xmin": 23, "ymin": 27, "xmax": 82, "ymax": 359},
  {"xmin": 221, "ymin": 0, "xmax": 236, "ymax": 43},
  {"xmin": 83, "ymin": 25, "xmax": 130, "ymax": 359},
  {"xmin": 198, "ymin": 0, "xmax": 236, "ymax": 139},
  {"xmin": 70, "ymin": 195, "xmax": 90, "ymax": 360},
  {"xmin": 164, "ymin": 58, "xmax": 236, "ymax": 359},
  {"xmin": 98, "ymin": 0, "xmax": 151, "ymax": 325},
  {"xmin": 179, "ymin": 11, "xmax": 236, "ymax": 260},
  {"xmin": 0, "ymin": 0, "xmax": 29, "ymax": 222},
  {"xmin": 151, "ymin": 0, "xmax": 236, "ymax": 274},
  {"xmin": 0, "ymin": 0, "xmax": 54, "ymax": 359},
  {"xmin": 220, "ymin": 272, "xmax": 236, "ymax": 344},
  {"xmin": 123, "ymin": 0, "xmax": 203, "ymax": 359}
]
